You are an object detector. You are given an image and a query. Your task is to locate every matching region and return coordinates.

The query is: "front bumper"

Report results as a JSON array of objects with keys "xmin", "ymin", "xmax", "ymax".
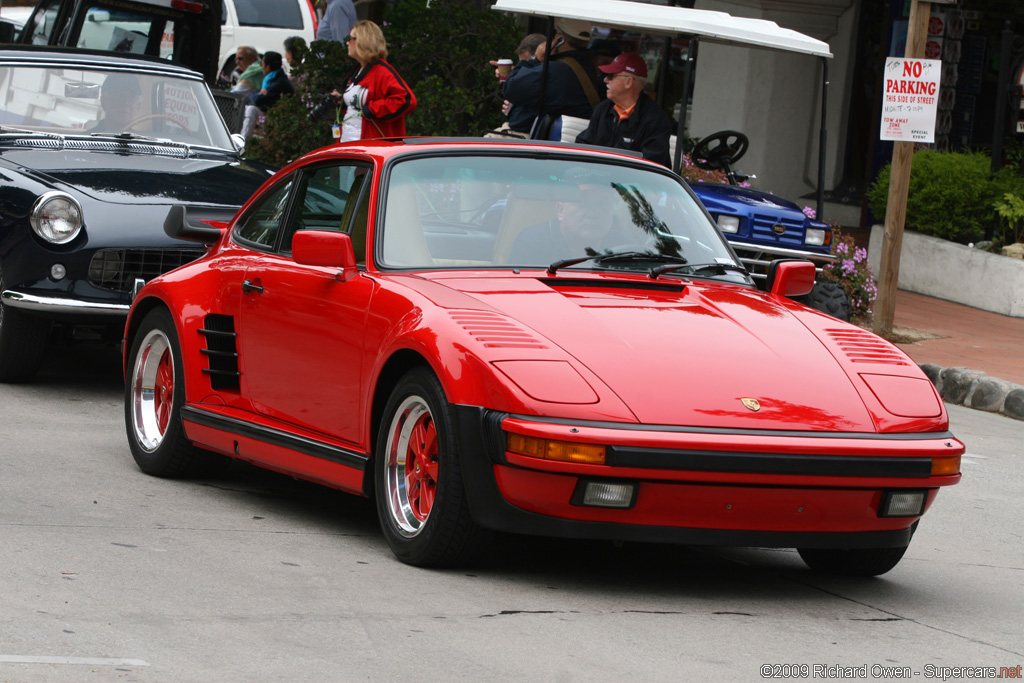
[
  {"xmin": 2, "ymin": 288, "xmax": 130, "ymax": 315},
  {"xmin": 452, "ymin": 406, "xmax": 962, "ymax": 549}
]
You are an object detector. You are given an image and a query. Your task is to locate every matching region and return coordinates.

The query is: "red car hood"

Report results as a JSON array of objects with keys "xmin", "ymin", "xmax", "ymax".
[{"xmin": 430, "ymin": 275, "xmax": 876, "ymax": 431}]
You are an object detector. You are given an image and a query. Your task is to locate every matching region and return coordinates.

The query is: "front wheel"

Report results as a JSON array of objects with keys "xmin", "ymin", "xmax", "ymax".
[
  {"xmin": 375, "ymin": 367, "xmax": 488, "ymax": 567},
  {"xmin": 125, "ymin": 307, "xmax": 222, "ymax": 477},
  {"xmin": 797, "ymin": 545, "xmax": 909, "ymax": 576}
]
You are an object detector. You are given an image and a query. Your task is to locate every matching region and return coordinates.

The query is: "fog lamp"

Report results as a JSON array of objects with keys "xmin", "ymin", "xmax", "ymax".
[
  {"xmin": 805, "ymin": 227, "xmax": 826, "ymax": 246},
  {"xmin": 577, "ymin": 481, "xmax": 636, "ymax": 509},
  {"xmin": 50, "ymin": 264, "xmax": 67, "ymax": 280},
  {"xmin": 716, "ymin": 215, "xmax": 740, "ymax": 234},
  {"xmin": 879, "ymin": 490, "xmax": 927, "ymax": 517}
]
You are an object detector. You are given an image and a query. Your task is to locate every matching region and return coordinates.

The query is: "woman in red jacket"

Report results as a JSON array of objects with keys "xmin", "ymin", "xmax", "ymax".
[{"xmin": 334, "ymin": 20, "xmax": 417, "ymax": 142}]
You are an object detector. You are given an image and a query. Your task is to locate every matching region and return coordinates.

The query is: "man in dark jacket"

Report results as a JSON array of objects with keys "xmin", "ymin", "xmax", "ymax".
[
  {"xmin": 502, "ymin": 19, "xmax": 605, "ymax": 135},
  {"xmin": 575, "ymin": 53, "xmax": 672, "ymax": 168}
]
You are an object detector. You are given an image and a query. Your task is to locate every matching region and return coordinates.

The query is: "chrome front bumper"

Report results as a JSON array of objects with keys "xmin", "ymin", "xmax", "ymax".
[{"xmin": 2, "ymin": 289, "xmax": 130, "ymax": 315}]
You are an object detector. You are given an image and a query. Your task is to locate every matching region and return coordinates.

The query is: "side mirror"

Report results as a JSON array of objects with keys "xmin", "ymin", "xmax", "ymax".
[
  {"xmin": 292, "ymin": 230, "xmax": 359, "ymax": 281},
  {"xmin": 231, "ymin": 133, "xmax": 245, "ymax": 153},
  {"xmin": 767, "ymin": 259, "xmax": 815, "ymax": 298}
]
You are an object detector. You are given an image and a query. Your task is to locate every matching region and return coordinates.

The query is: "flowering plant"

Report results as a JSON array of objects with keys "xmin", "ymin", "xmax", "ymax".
[{"xmin": 819, "ymin": 227, "xmax": 877, "ymax": 322}]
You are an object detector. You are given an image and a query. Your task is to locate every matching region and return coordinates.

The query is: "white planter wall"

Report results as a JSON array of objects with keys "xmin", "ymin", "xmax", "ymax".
[{"xmin": 868, "ymin": 224, "xmax": 1024, "ymax": 318}]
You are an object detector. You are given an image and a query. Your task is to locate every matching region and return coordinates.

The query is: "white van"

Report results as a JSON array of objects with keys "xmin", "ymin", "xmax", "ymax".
[{"xmin": 219, "ymin": 0, "xmax": 318, "ymax": 82}]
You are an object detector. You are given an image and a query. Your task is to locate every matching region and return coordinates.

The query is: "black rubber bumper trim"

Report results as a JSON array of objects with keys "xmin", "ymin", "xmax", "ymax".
[
  {"xmin": 450, "ymin": 405, "xmax": 914, "ymax": 550},
  {"xmin": 182, "ymin": 405, "xmax": 368, "ymax": 471},
  {"xmin": 608, "ymin": 447, "xmax": 932, "ymax": 478}
]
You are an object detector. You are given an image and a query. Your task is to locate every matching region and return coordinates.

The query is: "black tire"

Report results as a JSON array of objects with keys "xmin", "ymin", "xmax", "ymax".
[
  {"xmin": 793, "ymin": 279, "xmax": 852, "ymax": 321},
  {"xmin": 124, "ymin": 307, "xmax": 223, "ymax": 477},
  {"xmin": 797, "ymin": 545, "xmax": 909, "ymax": 577},
  {"xmin": 374, "ymin": 367, "xmax": 488, "ymax": 567},
  {"xmin": 0, "ymin": 265, "xmax": 51, "ymax": 383}
]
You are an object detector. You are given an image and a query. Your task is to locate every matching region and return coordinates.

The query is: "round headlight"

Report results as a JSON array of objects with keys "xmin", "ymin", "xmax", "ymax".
[{"xmin": 30, "ymin": 191, "xmax": 84, "ymax": 244}]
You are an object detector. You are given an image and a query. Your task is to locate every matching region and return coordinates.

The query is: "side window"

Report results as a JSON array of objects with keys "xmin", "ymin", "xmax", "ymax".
[
  {"xmin": 281, "ymin": 164, "xmax": 370, "ymax": 260},
  {"xmin": 76, "ymin": 7, "xmax": 155, "ymax": 55},
  {"xmin": 26, "ymin": 0, "xmax": 60, "ymax": 45},
  {"xmin": 234, "ymin": 176, "xmax": 294, "ymax": 248},
  {"xmin": 234, "ymin": 0, "xmax": 303, "ymax": 29}
]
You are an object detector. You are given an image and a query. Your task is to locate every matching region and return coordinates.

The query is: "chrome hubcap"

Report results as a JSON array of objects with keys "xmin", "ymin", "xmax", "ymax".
[
  {"xmin": 383, "ymin": 395, "xmax": 439, "ymax": 537},
  {"xmin": 131, "ymin": 329, "xmax": 174, "ymax": 453}
]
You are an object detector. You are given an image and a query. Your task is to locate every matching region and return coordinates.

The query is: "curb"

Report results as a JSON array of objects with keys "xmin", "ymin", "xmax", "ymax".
[{"xmin": 920, "ymin": 364, "xmax": 1024, "ymax": 422}]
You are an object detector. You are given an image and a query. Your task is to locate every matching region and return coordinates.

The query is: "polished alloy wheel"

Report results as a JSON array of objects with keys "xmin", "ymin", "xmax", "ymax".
[
  {"xmin": 130, "ymin": 328, "xmax": 174, "ymax": 453},
  {"xmin": 383, "ymin": 395, "xmax": 439, "ymax": 537}
]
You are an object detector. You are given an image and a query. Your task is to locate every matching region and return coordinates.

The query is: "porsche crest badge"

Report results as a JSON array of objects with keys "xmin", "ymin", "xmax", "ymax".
[{"xmin": 741, "ymin": 398, "xmax": 761, "ymax": 412}]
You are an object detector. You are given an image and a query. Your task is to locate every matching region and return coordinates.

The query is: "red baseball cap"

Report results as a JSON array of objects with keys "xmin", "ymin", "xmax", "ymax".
[{"xmin": 598, "ymin": 52, "xmax": 647, "ymax": 79}]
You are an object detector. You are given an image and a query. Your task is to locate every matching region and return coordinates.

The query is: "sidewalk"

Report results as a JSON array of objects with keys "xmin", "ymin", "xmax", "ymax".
[
  {"xmin": 887, "ymin": 289, "xmax": 1024, "ymax": 420},
  {"xmin": 890, "ymin": 289, "xmax": 1024, "ymax": 386}
]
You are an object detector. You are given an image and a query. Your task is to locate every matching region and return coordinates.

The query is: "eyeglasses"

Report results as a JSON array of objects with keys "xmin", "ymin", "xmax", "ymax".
[
  {"xmin": 606, "ymin": 73, "xmax": 633, "ymax": 80},
  {"xmin": 345, "ymin": 35, "xmax": 357, "ymax": 43}
]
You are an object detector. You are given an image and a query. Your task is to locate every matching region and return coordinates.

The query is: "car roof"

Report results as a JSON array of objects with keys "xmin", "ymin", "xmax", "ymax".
[
  {"xmin": 0, "ymin": 45, "xmax": 205, "ymax": 80},
  {"xmin": 293, "ymin": 137, "xmax": 655, "ymax": 167}
]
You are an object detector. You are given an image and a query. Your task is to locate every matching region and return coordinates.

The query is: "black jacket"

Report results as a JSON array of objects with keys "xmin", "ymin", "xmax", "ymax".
[
  {"xmin": 503, "ymin": 49, "xmax": 605, "ymax": 125},
  {"xmin": 575, "ymin": 94, "xmax": 672, "ymax": 168}
]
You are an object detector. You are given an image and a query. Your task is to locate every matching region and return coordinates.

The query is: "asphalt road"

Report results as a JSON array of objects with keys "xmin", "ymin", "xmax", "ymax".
[{"xmin": 1, "ymin": 343, "xmax": 1021, "ymax": 682}]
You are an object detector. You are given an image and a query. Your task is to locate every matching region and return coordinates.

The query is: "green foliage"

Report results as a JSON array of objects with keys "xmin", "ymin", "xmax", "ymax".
[
  {"xmin": 867, "ymin": 149, "xmax": 1010, "ymax": 245},
  {"xmin": 994, "ymin": 192, "xmax": 1024, "ymax": 245},
  {"xmin": 246, "ymin": 40, "xmax": 353, "ymax": 166},
  {"xmin": 382, "ymin": 0, "xmax": 519, "ymax": 136}
]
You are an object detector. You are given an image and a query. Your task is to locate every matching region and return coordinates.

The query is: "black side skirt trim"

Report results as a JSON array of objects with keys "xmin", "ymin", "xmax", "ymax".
[{"xmin": 182, "ymin": 405, "xmax": 367, "ymax": 471}]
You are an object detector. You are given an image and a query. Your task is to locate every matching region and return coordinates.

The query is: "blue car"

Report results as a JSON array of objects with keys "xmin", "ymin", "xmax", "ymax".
[{"xmin": 685, "ymin": 130, "xmax": 851, "ymax": 321}]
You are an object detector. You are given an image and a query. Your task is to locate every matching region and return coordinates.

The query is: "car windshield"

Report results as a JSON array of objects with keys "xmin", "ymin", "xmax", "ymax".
[
  {"xmin": 381, "ymin": 154, "xmax": 745, "ymax": 280},
  {"xmin": 0, "ymin": 64, "xmax": 233, "ymax": 149}
]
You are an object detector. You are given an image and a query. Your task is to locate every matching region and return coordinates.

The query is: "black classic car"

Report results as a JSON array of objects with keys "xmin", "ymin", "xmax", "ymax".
[{"xmin": 0, "ymin": 47, "xmax": 273, "ymax": 382}]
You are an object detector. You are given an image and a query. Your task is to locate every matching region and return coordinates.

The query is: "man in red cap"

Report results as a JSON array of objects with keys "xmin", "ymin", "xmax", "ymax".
[{"xmin": 576, "ymin": 52, "xmax": 672, "ymax": 168}]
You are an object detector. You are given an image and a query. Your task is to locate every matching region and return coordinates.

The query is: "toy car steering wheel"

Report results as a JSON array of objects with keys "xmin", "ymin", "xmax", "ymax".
[{"xmin": 691, "ymin": 131, "xmax": 749, "ymax": 171}]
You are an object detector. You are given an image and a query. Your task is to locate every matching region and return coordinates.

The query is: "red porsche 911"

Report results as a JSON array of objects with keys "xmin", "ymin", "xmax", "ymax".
[{"xmin": 123, "ymin": 139, "xmax": 962, "ymax": 574}]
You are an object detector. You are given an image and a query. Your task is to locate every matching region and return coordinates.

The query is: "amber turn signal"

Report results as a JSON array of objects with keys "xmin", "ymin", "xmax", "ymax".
[
  {"xmin": 931, "ymin": 455, "xmax": 961, "ymax": 476},
  {"xmin": 507, "ymin": 433, "xmax": 606, "ymax": 465}
]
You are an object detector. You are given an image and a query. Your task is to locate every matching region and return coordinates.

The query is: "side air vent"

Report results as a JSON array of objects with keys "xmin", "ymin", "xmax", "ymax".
[
  {"xmin": 449, "ymin": 310, "xmax": 548, "ymax": 349},
  {"xmin": 198, "ymin": 314, "xmax": 240, "ymax": 390},
  {"xmin": 826, "ymin": 328, "xmax": 910, "ymax": 366}
]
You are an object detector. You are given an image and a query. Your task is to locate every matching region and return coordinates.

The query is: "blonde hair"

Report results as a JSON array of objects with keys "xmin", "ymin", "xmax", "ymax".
[{"xmin": 351, "ymin": 20, "xmax": 388, "ymax": 62}]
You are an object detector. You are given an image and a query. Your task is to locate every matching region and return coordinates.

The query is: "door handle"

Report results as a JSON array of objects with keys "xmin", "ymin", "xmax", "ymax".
[{"xmin": 242, "ymin": 279, "xmax": 264, "ymax": 294}]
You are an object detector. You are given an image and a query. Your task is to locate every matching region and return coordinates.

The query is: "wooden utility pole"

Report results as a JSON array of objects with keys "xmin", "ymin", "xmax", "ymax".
[{"xmin": 873, "ymin": 0, "xmax": 931, "ymax": 338}]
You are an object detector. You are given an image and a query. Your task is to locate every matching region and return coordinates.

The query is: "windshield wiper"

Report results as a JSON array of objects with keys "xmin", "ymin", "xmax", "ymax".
[
  {"xmin": 547, "ymin": 251, "xmax": 689, "ymax": 275},
  {"xmin": 88, "ymin": 131, "xmax": 195, "ymax": 156},
  {"xmin": 0, "ymin": 125, "xmax": 65, "ymax": 139},
  {"xmin": 649, "ymin": 262, "xmax": 749, "ymax": 280}
]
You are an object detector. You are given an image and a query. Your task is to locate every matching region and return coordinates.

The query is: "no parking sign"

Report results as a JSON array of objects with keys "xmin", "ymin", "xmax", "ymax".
[{"xmin": 880, "ymin": 58, "xmax": 941, "ymax": 143}]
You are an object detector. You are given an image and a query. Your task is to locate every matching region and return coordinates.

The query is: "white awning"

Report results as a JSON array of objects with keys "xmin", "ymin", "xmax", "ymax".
[{"xmin": 492, "ymin": 0, "xmax": 832, "ymax": 59}]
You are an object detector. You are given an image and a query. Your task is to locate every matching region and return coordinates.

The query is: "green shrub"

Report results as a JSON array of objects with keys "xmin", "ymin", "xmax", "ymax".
[
  {"xmin": 246, "ymin": 1, "xmax": 518, "ymax": 165},
  {"xmin": 867, "ymin": 149, "xmax": 1002, "ymax": 245},
  {"xmin": 382, "ymin": 0, "xmax": 519, "ymax": 137},
  {"xmin": 246, "ymin": 39, "xmax": 353, "ymax": 166}
]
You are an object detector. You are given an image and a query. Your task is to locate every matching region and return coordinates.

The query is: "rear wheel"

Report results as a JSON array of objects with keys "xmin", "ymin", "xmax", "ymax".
[
  {"xmin": 125, "ymin": 308, "xmax": 224, "ymax": 477},
  {"xmin": 797, "ymin": 545, "xmax": 909, "ymax": 576},
  {"xmin": 375, "ymin": 367, "xmax": 488, "ymax": 567},
  {"xmin": 0, "ymin": 265, "xmax": 51, "ymax": 383},
  {"xmin": 793, "ymin": 279, "xmax": 851, "ymax": 321}
]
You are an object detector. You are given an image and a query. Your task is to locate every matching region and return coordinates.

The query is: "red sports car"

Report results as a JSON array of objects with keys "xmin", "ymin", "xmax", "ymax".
[{"xmin": 123, "ymin": 139, "xmax": 962, "ymax": 574}]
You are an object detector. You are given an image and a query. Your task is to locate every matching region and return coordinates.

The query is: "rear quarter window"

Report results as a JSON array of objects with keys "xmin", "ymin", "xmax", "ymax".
[{"xmin": 233, "ymin": 0, "xmax": 303, "ymax": 29}]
